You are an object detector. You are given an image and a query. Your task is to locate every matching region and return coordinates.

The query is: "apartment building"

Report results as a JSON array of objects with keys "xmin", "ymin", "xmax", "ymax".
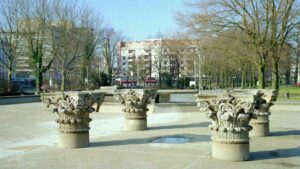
[
  {"xmin": 118, "ymin": 39, "xmax": 160, "ymax": 78},
  {"xmin": 118, "ymin": 39, "xmax": 200, "ymax": 85},
  {"xmin": 1, "ymin": 19, "xmax": 94, "ymax": 81}
]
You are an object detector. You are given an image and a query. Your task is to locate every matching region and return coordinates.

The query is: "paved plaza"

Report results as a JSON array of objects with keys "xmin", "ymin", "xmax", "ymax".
[{"xmin": 0, "ymin": 98, "xmax": 300, "ymax": 169}]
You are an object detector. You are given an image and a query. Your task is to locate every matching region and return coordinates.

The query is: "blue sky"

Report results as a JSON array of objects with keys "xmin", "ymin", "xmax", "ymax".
[{"xmin": 80, "ymin": 0, "xmax": 183, "ymax": 40}]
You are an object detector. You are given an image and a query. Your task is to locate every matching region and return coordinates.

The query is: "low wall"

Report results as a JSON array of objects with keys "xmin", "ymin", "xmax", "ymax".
[
  {"xmin": 156, "ymin": 90, "xmax": 198, "ymax": 103},
  {"xmin": 0, "ymin": 95, "xmax": 41, "ymax": 105}
]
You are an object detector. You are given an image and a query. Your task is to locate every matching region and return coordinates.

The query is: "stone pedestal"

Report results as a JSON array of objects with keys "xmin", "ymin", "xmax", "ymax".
[
  {"xmin": 250, "ymin": 113, "xmax": 270, "ymax": 136},
  {"xmin": 58, "ymin": 131, "xmax": 89, "ymax": 148},
  {"xmin": 41, "ymin": 92, "xmax": 105, "ymax": 148},
  {"xmin": 125, "ymin": 114, "xmax": 147, "ymax": 131},
  {"xmin": 118, "ymin": 90, "xmax": 151, "ymax": 131},
  {"xmin": 197, "ymin": 91, "xmax": 256, "ymax": 161},
  {"xmin": 211, "ymin": 130, "xmax": 250, "ymax": 161},
  {"xmin": 250, "ymin": 89, "xmax": 277, "ymax": 137}
]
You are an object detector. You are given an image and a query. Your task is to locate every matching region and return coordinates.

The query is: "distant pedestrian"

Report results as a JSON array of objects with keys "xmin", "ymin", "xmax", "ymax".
[
  {"xmin": 41, "ymin": 83, "xmax": 49, "ymax": 93},
  {"xmin": 284, "ymin": 92, "xmax": 290, "ymax": 100}
]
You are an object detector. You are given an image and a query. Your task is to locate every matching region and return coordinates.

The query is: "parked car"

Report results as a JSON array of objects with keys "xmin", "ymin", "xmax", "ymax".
[{"xmin": 13, "ymin": 78, "xmax": 36, "ymax": 95}]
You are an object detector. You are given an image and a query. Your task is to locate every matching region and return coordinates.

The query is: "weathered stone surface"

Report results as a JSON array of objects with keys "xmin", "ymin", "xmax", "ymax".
[
  {"xmin": 118, "ymin": 89, "xmax": 151, "ymax": 131},
  {"xmin": 250, "ymin": 89, "xmax": 278, "ymax": 136},
  {"xmin": 231, "ymin": 89, "xmax": 278, "ymax": 136},
  {"xmin": 196, "ymin": 91, "xmax": 257, "ymax": 161},
  {"xmin": 195, "ymin": 90, "xmax": 225, "ymax": 110},
  {"xmin": 41, "ymin": 91, "xmax": 105, "ymax": 148},
  {"xmin": 206, "ymin": 94, "xmax": 256, "ymax": 134}
]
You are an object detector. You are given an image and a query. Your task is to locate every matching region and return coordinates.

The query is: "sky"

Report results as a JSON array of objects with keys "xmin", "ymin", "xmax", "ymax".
[{"xmin": 79, "ymin": 0, "xmax": 183, "ymax": 41}]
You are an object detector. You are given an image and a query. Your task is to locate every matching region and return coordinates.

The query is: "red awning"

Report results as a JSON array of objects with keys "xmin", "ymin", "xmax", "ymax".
[
  {"xmin": 120, "ymin": 80, "xmax": 137, "ymax": 84},
  {"xmin": 145, "ymin": 79, "xmax": 157, "ymax": 83}
]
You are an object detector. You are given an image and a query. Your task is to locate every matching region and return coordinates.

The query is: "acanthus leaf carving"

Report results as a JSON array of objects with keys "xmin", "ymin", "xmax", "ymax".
[
  {"xmin": 118, "ymin": 90, "xmax": 151, "ymax": 115},
  {"xmin": 199, "ymin": 93, "xmax": 256, "ymax": 133},
  {"xmin": 41, "ymin": 92, "xmax": 105, "ymax": 133}
]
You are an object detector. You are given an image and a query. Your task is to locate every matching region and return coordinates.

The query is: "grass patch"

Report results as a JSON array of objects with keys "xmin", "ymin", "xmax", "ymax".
[{"xmin": 277, "ymin": 86, "xmax": 300, "ymax": 101}]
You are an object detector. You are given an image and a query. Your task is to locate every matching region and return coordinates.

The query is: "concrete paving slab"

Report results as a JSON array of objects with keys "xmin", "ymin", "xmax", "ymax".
[{"xmin": 0, "ymin": 102, "xmax": 299, "ymax": 169}]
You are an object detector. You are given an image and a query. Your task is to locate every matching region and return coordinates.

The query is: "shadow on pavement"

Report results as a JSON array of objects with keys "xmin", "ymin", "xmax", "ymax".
[
  {"xmin": 148, "ymin": 122, "xmax": 210, "ymax": 130},
  {"xmin": 89, "ymin": 134, "xmax": 210, "ymax": 147},
  {"xmin": 270, "ymin": 130, "xmax": 300, "ymax": 136},
  {"xmin": 251, "ymin": 147, "xmax": 300, "ymax": 161}
]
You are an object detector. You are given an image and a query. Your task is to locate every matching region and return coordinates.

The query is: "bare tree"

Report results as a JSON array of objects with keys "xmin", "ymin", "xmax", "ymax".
[
  {"xmin": 269, "ymin": 0, "xmax": 298, "ymax": 89},
  {"xmin": 0, "ymin": 0, "xmax": 23, "ymax": 93},
  {"xmin": 152, "ymin": 40, "xmax": 167, "ymax": 87},
  {"xmin": 100, "ymin": 27, "xmax": 124, "ymax": 85},
  {"xmin": 176, "ymin": 0, "xmax": 300, "ymax": 89},
  {"xmin": 292, "ymin": 24, "xmax": 300, "ymax": 85},
  {"xmin": 21, "ymin": 0, "xmax": 54, "ymax": 94},
  {"xmin": 51, "ymin": 0, "xmax": 82, "ymax": 91},
  {"xmin": 78, "ymin": 5, "xmax": 103, "ymax": 84},
  {"xmin": 163, "ymin": 37, "xmax": 188, "ymax": 87}
]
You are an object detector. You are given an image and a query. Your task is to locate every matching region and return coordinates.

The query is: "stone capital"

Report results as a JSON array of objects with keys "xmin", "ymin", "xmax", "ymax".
[
  {"xmin": 118, "ymin": 89, "xmax": 151, "ymax": 115},
  {"xmin": 41, "ymin": 92, "xmax": 105, "ymax": 132},
  {"xmin": 204, "ymin": 94, "xmax": 256, "ymax": 133},
  {"xmin": 254, "ymin": 89, "xmax": 278, "ymax": 116}
]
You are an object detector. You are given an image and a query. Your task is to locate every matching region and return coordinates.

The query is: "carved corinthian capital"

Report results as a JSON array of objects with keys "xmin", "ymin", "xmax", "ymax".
[
  {"xmin": 118, "ymin": 89, "xmax": 151, "ymax": 115},
  {"xmin": 254, "ymin": 89, "xmax": 278, "ymax": 116},
  {"xmin": 41, "ymin": 92, "xmax": 105, "ymax": 133},
  {"xmin": 207, "ymin": 94, "xmax": 256, "ymax": 133},
  {"xmin": 196, "ymin": 91, "xmax": 225, "ymax": 111}
]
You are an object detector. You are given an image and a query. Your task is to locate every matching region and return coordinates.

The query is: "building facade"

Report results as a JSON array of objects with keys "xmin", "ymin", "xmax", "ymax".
[{"xmin": 118, "ymin": 39, "xmax": 199, "ymax": 86}]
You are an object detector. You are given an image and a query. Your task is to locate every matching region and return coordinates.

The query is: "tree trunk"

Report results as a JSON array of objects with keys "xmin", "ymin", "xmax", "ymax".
[
  {"xmin": 81, "ymin": 66, "xmax": 87, "ymax": 84},
  {"xmin": 249, "ymin": 67, "xmax": 254, "ymax": 88},
  {"xmin": 222, "ymin": 72, "xmax": 225, "ymax": 89},
  {"xmin": 226, "ymin": 75, "xmax": 229, "ymax": 89},
  {"xmin": 7, "ymin": 68, "xmax": 12, "ymax": 93},
  {"xmin": 252, "ymin": 67, "xmax": 256, "ymax": 88},
  {"xmin": 159, "ymin": 71, "xmax": 162, "ymax": 88},
  {"xmin": 271, "ymin": 57, "xmax": 279, "ymax": 89},
  {"xmin": 249, "ymin": 67, "xmax": 252, "ymax": 88},
  {"xmin": 294, "ymin": 51, "xmax": 299, "ymax": 85},
  {"xmin": 34, "ymin": 55, "xmax": 43, "ymax": 95},
  {"xmin": 208, "ymin": 71, "xmax": 212, "ymax": 89},
  {"xmin": 285, "ymin": 69, "xmax": 290, "ymax": 86},
  {"xmin": 35, "ymin": 66, "xmax": 41, "ymax": 95},
  {"xmin": 257, "ymin": 65, "xmax": 265, "ymax": 89},
  {"xmin": 35, "ymin": 72, "xmax": 43, "ymax": 95},
  {"xmin": 241, "ymin": 68, "xmax": 247, "ymax": 89},
  {"xmin": 216, "ymin": 73, "xmax": 220, "ymax": 89},
  {"xmin": 60, "ymin": 70, "xmax": 65, "ymax": 91},
  {"xmin": 108, "ymin": 68, "xmax": 113, "ymax": 86}
]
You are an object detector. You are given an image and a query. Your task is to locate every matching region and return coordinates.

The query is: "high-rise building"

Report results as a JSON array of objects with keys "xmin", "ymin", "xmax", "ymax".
[
  {"xmin": 118, "ymin": 39, "xmax": 199, "ymax": 86},
  {"xmin": 118, "ymin": 39, "xmax": 161, "ymax": 78}
]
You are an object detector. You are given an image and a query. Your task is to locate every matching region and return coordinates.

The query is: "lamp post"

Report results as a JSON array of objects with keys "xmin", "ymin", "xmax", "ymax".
[
  {"xmin": 187, "ymin": 45, "xmax": 204, "ymax": 90},
  {"xmin": 35, "ymin": 62, "xmax": 40, "ymax": 95},
  {"xmin": 198, "ymin": 52, "xmax": 203, "ymax": 90}
]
